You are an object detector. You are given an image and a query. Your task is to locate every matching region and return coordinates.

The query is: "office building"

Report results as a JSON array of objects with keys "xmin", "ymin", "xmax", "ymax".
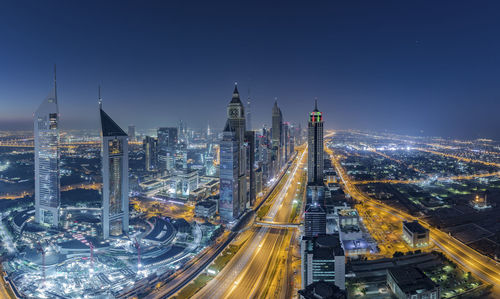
[
  {"xmin": 128, "ymin": 125, "xmax": 136, "ymax": 141},
  {"xmin": 272, "ymin": 100, "xmax": 283, "ymax": 171},
  {"xmin": 157, "ymin": 127, "xmax": 178, "ymax": 172},
  {"xmin": 402, "ymin": 220, "xmax": 429, "ymax": 248},
  {"xmin": 219, "ymin": 84, "xmax": 247, "ymax": 222},
  {"xmin": 143, "ymin": 136, "xmax": 158, "ymax": 171},
  {"xmin": 34, "ymin": 68, "xmax": 60, "ymax": 227},
  {"xmin": 301, "ymin": 234, "xmax": 345, "ymax": 290},
  {"xmin": 304, "ymin": 202, "xmax": 327, "ymax": 237},
  {"xmin": 308, "ymin": 100, "xmax": 324, "ymax": 185},
  {"xmin": 387, "ymin": 266, "xmax": 440, "ymax": 299},
  {"xmin": 195, "ymin": 200, "xmax": 217, "ymax": 218},
  {"xmin": 99, "ymin": 95, "xmax": 129, "ymax": 239},
  {"xmin": 245, "ymin": 130, "xmax": 256, "ymax": 206}
]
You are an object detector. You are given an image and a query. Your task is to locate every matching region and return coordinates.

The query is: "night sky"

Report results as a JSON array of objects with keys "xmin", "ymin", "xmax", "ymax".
[{"xmin": 1, "ymin": 1, "xmax": 500, "ymax": 138}]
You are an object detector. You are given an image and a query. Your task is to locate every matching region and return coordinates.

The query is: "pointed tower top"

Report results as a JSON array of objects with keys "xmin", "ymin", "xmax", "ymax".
[
  {"xmin": 313, "ymin": 98, "xmax": 319, "ymax": 112},
  {"xmin": 98, "ymin": 85, "xmax": 102, "ymax": 110},
  {"xmin": 231, "ymin": 83, "xmax": 242, "ymax": 104}
]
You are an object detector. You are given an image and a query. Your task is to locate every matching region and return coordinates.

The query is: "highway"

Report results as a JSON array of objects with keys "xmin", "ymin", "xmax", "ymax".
[
  {"xmin": 192, "ymin": 148, "xmax": 307, "ymax": 299},
  {"xmin": 327, "ymin": 138, "xmax": 500, "ymax": 294}
]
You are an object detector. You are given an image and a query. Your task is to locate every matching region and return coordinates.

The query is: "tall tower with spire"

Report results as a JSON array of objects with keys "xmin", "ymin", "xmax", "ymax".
[
  {"xmin": 307, "ymin": 99, "xmax": 324, "ymax": 185},
  {"xmin": 219, "ymin": 83, "xmax": 249, "ymax": 221},
  {"xmin": 99, "ymin": 90, "xmax": 129, "ymax": 239},
  {"xmin": 34, "ymin": 66, "xmax": 60, "ymax": 226}
]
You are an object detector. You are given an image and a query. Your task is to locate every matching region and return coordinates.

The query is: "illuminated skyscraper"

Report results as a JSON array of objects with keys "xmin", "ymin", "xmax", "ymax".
[
  {"xmin": 307, "ymin": 100, "xmax": 324, "ymax": 185},
  {"xmin": 219, "ymin": 121, "xmax": 240, "ymax": 221},
  {"xmin": 219, "ymin": 84, "xmax": 248, "ymax": 222},
  {"xmin": 272, "ymin": 100, "xmax": 283, "ymax": 174},
  {"xmin": 157, "ymin": 127, "xmax": 178, "ymax": 172},
  {"xmin": 143, "ymin": 136, "xmax": 158, "ymax": 171},
  {"xmin": 99, "ymin": 91, "xmax": 129, "ymax": 239},
  {"xmin": 34, "ymin": 67, "xmax": 60, "ymax": 226}
]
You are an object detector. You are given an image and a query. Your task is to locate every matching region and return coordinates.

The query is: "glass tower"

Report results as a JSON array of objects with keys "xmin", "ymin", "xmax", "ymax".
[
  {"xmin": 100, "ymin": 100, "xmax": 129, "ymax": 239},
  {"xmin": 307, "ymin": 100, "xmax": 324, "ymax": 185},
  {"xmin": 34, "ymin": 75, "xmax": 60, "ymax": 227}
]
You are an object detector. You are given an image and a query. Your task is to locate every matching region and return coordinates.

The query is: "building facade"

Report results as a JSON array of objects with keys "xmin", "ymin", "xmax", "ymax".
[
  {"xmin": 272, "ymin": 100, "xmax": 283, "ymax": 172},
  {"xmin": 143, "ymin": 136, "xmax": 158, "ymax": 171},
  {"xmin": 219, "ymin": 84, "xmax": 252, "ymax": 222},
  {"xmin": 34, "ymin": 73, "xmax": 60, "ymax": 227},
  {"xmin": 308, "ymin": 100, "xmax": 324, "ymax": 185},
  {"xmin": 387, "ymin": 267, "xmax": 440, "ymax": 299},
  {"xmin": 100, "ymin": 103, "xmax": 130, "ymax": 239},
  {"xmin": 157, "ymin": 127, "xmax": 178, "ymax": 172},
  {"xmin": 402, "ymin": 220, "xmax": 429, "ymax": 248},
  {"xmin": 301, "ymin": 235, "xmax": 345, "ymax": 290}
]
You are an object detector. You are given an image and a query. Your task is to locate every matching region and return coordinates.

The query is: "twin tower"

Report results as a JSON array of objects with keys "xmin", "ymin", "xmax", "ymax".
[{"xmin": 34, "ymin": 71, "xmax": 128, "ymax": 239}]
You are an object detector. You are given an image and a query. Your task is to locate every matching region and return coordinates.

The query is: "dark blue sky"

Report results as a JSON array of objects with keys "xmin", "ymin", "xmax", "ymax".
[{"xmin": 1, "ymin": 1, "xmax": 500, "ymax": 138}]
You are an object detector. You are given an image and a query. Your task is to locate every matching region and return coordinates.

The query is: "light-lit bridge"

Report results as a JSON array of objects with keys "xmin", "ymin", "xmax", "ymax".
[{"xmin": 254, "ymin": 221, "xmax": 300, "ymax": 229}]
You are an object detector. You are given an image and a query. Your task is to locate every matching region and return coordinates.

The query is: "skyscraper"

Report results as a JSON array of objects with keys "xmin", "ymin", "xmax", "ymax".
[
  {"xmin": 128, "ymin": 125, "xmax": 136, "ymax": 141},
  {"xmin": 272, "ymin": 100, "xmax": 283, "ymax": 174},
  {"xmin": 143, "ymin": 136, "xmax": 158, "ymax": 171},
  {"xmin": 307, "ymin": 100, "xmax": 324, "ymax": 185},
  {"xmin": 219, "ymin": 84, "xmax": 248, "ymax": 222},
  {"xmin": 157, "ymin": 127, "xmax": 178, "ymax": 172},
  {"xmin": 99, "ymin": 92, "xmax": 129, "ymax": 239},
  {"xmin": 34, "ymin": 67, "xmax": 60, "ymax": 227},
  {"xmin": 219, "ymin": 121, "xmax": 240, "ymax": 222}
]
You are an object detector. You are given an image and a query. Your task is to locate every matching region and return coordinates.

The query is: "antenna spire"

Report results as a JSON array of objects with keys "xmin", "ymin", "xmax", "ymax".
[
  {"xmin": 98, "ymin": 85, "xmax": 102, "ymax": 109},
  {"xmin": 314, "ymin": 97, "xmax": 318, "ymax": 111}
]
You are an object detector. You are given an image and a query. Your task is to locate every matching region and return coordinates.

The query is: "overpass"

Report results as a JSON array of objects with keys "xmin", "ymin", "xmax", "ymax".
[{"xmin": 254, "ymin": 221, "xmax": 300, "ymax": 229}]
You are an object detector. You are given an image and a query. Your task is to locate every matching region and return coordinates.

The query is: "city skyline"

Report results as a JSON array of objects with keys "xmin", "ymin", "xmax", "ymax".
[
  {"xmin": 1, "ymin": 2, "xmax": 500, "ymax": 299},
  {"xmin": 2, "ymin": 1, "xmax": 500, "ymax": 139}
]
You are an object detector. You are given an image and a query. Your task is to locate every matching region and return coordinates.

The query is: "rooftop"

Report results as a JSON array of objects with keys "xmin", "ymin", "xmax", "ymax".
[
  {"xmin": 388, "ymin": 266, "xmax": 438, "ymax": 294},
  {"xmin": 100, "ymin": 108, "xmax": 127, "ymax": 137},
  {"xmin": 403, "ymin": 220, "xmax": 428, "ymax": 234}
]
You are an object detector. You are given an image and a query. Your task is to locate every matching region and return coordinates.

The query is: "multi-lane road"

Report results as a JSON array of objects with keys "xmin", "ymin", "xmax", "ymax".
[
  {"xmin": 327, "ymin": 137, "xmax": 500, "ymax": 294},
  {"xmin": 191, "ymin": 148, "xmax": 307, "ymax": 299}
]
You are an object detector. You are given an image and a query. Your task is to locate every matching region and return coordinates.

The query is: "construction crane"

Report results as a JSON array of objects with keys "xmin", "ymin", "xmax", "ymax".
[
  {"xmin": 133, "ymin": 237, "xmax": 141, "ymax": 270},
  {"xmin": 36, "ymin": 242, "xmax": 46, "ymax": 284}
]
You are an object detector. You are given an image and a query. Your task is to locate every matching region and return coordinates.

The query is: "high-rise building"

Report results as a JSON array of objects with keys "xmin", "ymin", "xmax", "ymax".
[
  {"xmin": 301, "ymin": 234, "xmax": 345, "ymax": 290},
  {"xmin": 304, "ymin": 202, "xmax": 326, "ymax": 237},
  {"xmin": 245, "ymin": 130, "xmax": 256, "ymax": 207},
  {"xmin": 219, "ymin": 84, "xmax": 248, "ymax": 222},
  {"xmin": 219, "ymin": 121, "xmax": 240, "ymax": 222},
  {"xmin": 143, "ymin": 136, "xmax": 158, "ymax": 171},
  {"xmin": 157, "ymin": 127, "xmax": 178, "ymax": 172},
  {"xmin": 246, "ymin": 95, "xmax": 252, "ymax": 130},
  {"xmin": 128, "ymin": 125, "xmax": 136, "ymax": 141},
  {"xmin": 308, "ymin": 100, "xmax": 324, "ymax": 185},
  {"xmin": 99, "ymin": 94, "xmax": 129, "ymax": 239},
  {"xmin": 34, "ymin": 68, "xmax": 60, "ymax": 227},
  {"xmin": 272, "ymin": 100, "xmax": 283, "ymax": 173}
]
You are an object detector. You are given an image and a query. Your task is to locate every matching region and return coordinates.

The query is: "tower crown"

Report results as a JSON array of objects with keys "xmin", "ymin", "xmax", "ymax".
[
  {"xmin": 230, "ymin": 83, "xmax": 242, "ymax": 104},
  {"xmin": 309, "ymin": 100, "xmax": 322, "ymax": 123}
]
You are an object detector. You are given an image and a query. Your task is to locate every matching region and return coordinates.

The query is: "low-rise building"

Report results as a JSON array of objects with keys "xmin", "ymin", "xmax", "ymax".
[
  {"xmin": 298, "ymin": 281, "xmax": 346, "ymax": 299},
  {"xmin": 195, "ymin": 200, "xmax": 217, "ymax": 218},
  {"xmin": 402, "ymin": 220, "xmax": 429, "ymax": 248},
  {"xmin": 387, "ymin": 266, "xmax": 440, "ymax": 299}
]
